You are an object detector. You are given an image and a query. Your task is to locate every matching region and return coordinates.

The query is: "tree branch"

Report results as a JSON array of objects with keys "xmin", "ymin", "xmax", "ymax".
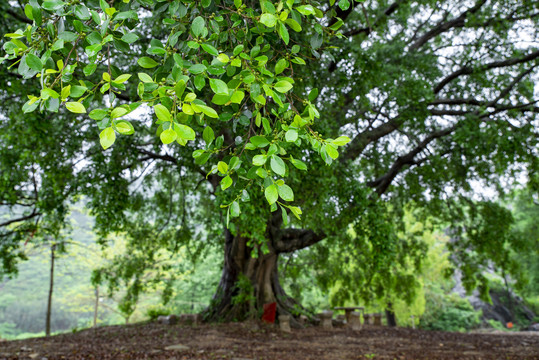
[
  {"xmin": 0, "ymin": 209, "xmax": 41, "ymax": 228},
  {"xmin": 6, "ymin": 8, "xmax": 33, "ymax": 25},
  {"xmin": 342, "ymin": 0, "xmax": 402, "ymax": 37},
  {"xmin": 409, "ymin": 0, "xmax": 487, "ymax": 51},
  {"xmin": 434, "ymin": 49, "xmax": 539, "ymax": 94},
  {"xmin": 274, "ymin": 228, "xmax": 326, "ymax": 253},
  {"xmin": 340, "ymin": 117, "xmax": 401, "ymax": 162},
  {"xmin": 367, "ymin": 125, "xmax": 457, "ymax": 195}
]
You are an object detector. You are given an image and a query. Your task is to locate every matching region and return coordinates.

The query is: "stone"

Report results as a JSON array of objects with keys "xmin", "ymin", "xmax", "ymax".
[
  {"xmin": 179, "ymin": 313, "xmax": 201, "ymax": 325},
  {"xmin": 363, "ymin": 314, "xmax": 371, "ymax": 325},
  {"xmin": 319, "ymin": 310, "xmax": 333, "ymax": 329},
  {"xmin": 158, "ymin": 314, "xmax": 179, "ymax": 325},
  {"xmin": 373, "ymin": 313, "xmax": 382, "ymax": 326},
  {"xmin": 28, "ymin": 353, "xmax": 39, "ymax": 359},
  {"xmin": 348, "ymin": 311, "xmax": 362, "ymax": 330},
  {"xmin": 164, "ymin": 344, "xmax": 190, "ymax": 351},
  {"xmin": 278, "ymin": 315, "xmax": 291, "ymax": 333}
]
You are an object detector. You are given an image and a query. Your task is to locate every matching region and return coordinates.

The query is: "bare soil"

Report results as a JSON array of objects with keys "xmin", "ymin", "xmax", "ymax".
[{"xmin": 1, "ymin": 321, "xmax": 538, "ymax": 360}]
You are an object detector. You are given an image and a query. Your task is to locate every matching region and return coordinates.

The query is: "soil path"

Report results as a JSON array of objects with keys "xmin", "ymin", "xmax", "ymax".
[{"xmin": 1, "ymin": 322, "xmax": 537, "ymax": 359}]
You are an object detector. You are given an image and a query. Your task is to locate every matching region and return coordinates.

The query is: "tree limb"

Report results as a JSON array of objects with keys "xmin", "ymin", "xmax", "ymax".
[
  {"xmin": 6, "ymin": 8, "xmax": 33, "ymax": 25},
  {"xmin": 434, "ymin": 49, "xmax": 539, "ymax": 94},
  {"xmin": 367, "ymin": 125, "xmax": 457, "ymax": 195},
  {"xmin": 340, "ymin": 117, "xmax": 401, "ymax": 162},
  {"xmin": 0, "ymin": 209, "xmax": 40, "ymax": 228},
  {"xmin": 274, "ymin": 228, "xmax": 326, "ymax": 253},
  {"xmin": 409, "ymin": 0, "xmax": 487, "ymax": 51}
]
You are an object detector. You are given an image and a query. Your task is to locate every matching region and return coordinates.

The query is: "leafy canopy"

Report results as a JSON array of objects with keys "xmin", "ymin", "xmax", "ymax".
[{"xmin": 1, "ymin": 0, "xmax": 351, "ymax": 225}]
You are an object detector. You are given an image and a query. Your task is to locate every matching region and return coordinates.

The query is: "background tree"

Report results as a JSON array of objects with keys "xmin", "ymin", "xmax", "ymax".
[{"xmin": 1, "ymin": 0, "xmax": 537, "ymax": 324}]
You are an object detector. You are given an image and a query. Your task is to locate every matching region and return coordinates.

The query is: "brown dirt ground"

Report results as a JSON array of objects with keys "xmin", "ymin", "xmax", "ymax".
[{"xmin": 0, "ymin": 321, "xmax": 538, "ymax": 360}]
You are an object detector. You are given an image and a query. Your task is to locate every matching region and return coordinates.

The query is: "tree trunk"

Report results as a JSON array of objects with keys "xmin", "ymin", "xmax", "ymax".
[
  {"xmin": 385, "ymin": 302, "xmax": 397, "ymax": 327},
  {"xmin": 93, "ymin": 286, "xmax": 99, "ymax": 328},
  {"xmin": 46, "ymin": 244, "xmax": 56, "ymax": 337},
  {"xmin": 203, "ymin": 212, "xmax": 325, "ymax": 325}
]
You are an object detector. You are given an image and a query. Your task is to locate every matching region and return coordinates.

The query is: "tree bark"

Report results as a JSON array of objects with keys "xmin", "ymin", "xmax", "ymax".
[
  {"xmin": 385, "ymin": 302, "xmax": 397, "ymax": 327},
  {"xmin": 93, "ymin": 286, "xmax": 99, "ymax": 328},
  {"xmin": 203, "ymin": 212, "xmax": 325, "ymax": 325},
  {"xmin": 46, "ymin": 244, "xmax": 56, "ymax": 337}
]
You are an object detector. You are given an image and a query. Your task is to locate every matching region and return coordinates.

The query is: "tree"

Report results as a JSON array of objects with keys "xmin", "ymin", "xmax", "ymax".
[{"xmin": 1, "ymin": 0, "xmax": 537, "ymax": 324}]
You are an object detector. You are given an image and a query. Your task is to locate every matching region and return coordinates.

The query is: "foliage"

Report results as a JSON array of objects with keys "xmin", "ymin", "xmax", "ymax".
[
  {"xmin": 1, "ymin": 0, "xmax": 538, "ymax": 320},
  {"xmin": 0, "ymin": 0, "xmax": 349, "ymax": 230},
  {"xmin": 420, "ymin": 293, "xmax": 481, "ymax": 332}
]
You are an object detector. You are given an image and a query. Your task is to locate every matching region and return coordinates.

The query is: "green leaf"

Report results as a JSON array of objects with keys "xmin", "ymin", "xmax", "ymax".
[
  {"xmin": 285, "ymin": 129, "xmax": 298, "ymax": 142},
  {"xmin": 217, "ymin": 53, "xmax": 229, "ymax": 63},
  {"xmin": 65, "ymin": 102, "xmax": 86, "ymax": 113},
  {"xmin": 221, "ymin": 175, "xmax": 233, "ymax": 190},
  {"xmin": 218, "ymin": 161, "xmax": 228, "ymax": 174},
  {"xmin": 252, "ymin": 155, "xmax": 267, "ymax": 166},
  {"xmin": 285, "ymin": 18, "xmax": 302, "ymax": 32},
  {"xmin": 114, "ymin": 74, "xmax": 131, "ymax": 83},
  {"xmin": 233, "ymin": 45, "xmax": 244, "ymax": 56},
  {"xmin": 115, "ymin": 120, "xmax": 134, "ymax": 135},
  {"xmin": 265, "ymin": 184, "xmax": 278, "ymax": 205},
  {"xmin": 174, "ymin": 123, "xmax": 196, "ymax": 140},
  {"xmin": 154, "ymin": 104, "xmax": 172, "ymax": 122},
  {"xmin": 191, "ymin": 16, "xmax": 205, "ymax": 37},
  {"xmin": 256, "ymin": 168, "xmax": 268, "ymax": 178},
  {"xmin": 274, "ymin": 80, "xmax": 293, "ymax": 93},
  {"xmin": 111, "ymin": 107, "xmax": 128, "ymax": 119},
  {"xmin": 290, "ymin": 157, "xmax": 307, "ymax": 171},
  {"xmin": 325, "ymin": 144, "xmax": 339, "ymax": 159},
  {"xmin": 198, "ymin": 105, "xmax": 219, "ymax": 118},
  {"xmin": 41, "ymin": 88, "xmax": 59, "ymax": 100},
  {"xmin": 296, "ymin": 5, "xmax": 315, "ymax": 15},
  {"xmin": 338, "ymin": 0, "xmax": 351, "ymax": 11},
  {"xmin": 137, "ymin": 57, "xmax": 159, "ymax": 68},
  {"xmin": 84, "ymin": 64, "xmax": 97, "ymax": 76},
  {"xmin": 100, "ymin": 127, "xmax": 116, "ymax": 149},
  {"xmin": 250, "ymin": 136, "xmax": 270, "ymax": 148},
  {"xmin": 260, "ymin": 13, "xmax": 277, "ymax": 27},
  {"xmin": 230, "ymin": 201, "xmax": 241, "ymax": 217},
  {"xmin": 138, "ymin": 72, "xmax": 153, "ymax": 83},
  {"xmin": 175, "ymin": 79, "xmax": 186, "ymax": 98},
  {"xmin": 229, "ymin": 156, "xmax": 241, "ymax": 171},
  {"xmin": 74, "ymin": 5, "xmax": 91, "ymax": 20},
  {"xmin": 61, "ymin": 85, "xmax": 71, "ymax": 100},
  {"xmin": 278, "ymin": 21, "xmax": 289, "ymax": 44},
  {"xmin": 278, "ymin": 184, "xmax": 294, "ymax": 201},
  {"xmin": 25, "ymin": 54, "xmax": 42, "ymax": 71},
  {"xmin": 270, "ymin": 155, "xmax": 286, "ymax": 176},
  {"xmin": 209, "ymin": 78, "xmax": 228, "ymax": 95},
  {"xmin": 121, "ymin": 32, "xmax": 139, "ymax": 44},
  {"xmin": 275, "ymin": 58, "xmax": 288, "ymax": 75},
  {"xmin": 201, "ymin": 43, "xmax": 219, "ymax": 56},
  {"xmin": 160, "ymin": 128, "xmax": 177, "ymax": 144},
  {"xmin": 42, "ymin": 1, "xmax": 66, "ymax": 11},
  {"xmin": 70, "ymin": 86, "xmax": 87, "ymax": 98},
  {"xmin": 332, "ymin": 136, "xmax": 351, "ymax": 146},
  {"xmin": 203, "ymin": 126, "xmax": 215, "ymax": 145},
  {"xmin": 289, "ymin": 206, "xmax": 302, "ymax": 220},
  {"xmin": 89, "ymin": 109, "xmax": 108, "ymax": 120},
  {"xmin": 188, "ymin": 64, "xmax": 207, "ymax": 74},
  {"xmin": 230, "ymin": 90, "xmax": 245, "ymax": 104}
]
